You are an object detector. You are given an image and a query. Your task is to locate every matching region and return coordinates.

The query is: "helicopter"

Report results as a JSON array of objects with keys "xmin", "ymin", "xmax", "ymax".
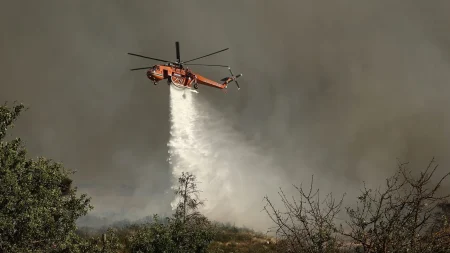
[{"xmin": 128, "ymin": 41, "xmax": 242, "ymax": 91}]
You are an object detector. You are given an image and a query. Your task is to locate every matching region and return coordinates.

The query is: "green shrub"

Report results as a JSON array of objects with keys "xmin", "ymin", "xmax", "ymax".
[
  {"xmin": 128, "ymin": 172, "xmax": 215, "ymax": 252},
  {"xmin": 0, "ymin": 102, "xmax": 92, "ymax": 252}
]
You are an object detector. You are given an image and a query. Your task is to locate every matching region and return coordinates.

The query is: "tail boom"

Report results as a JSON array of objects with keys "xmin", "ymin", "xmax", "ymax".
[
  {"xmin": 196, "ymin": 75, "xmax": 228, "ymax": 89},
  {"xmin": 195, "ymin": 72, "xmax": 243, "ymax": 90}
]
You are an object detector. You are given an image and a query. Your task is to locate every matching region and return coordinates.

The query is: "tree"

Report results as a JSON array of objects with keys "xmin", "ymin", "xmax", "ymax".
[
  {"xmin": 128, "ymin": 172, "xmax": 215, "ymax": 253},
  {"xmin": 170, "ymin": 172, "xmax": 215, "ymax": 252},
  {"xmin": 341, "ymin": 158, "xmax": 450, "ymax": 252},
  {"xmin": 263, "ymin": 175, "xmax": 345, "ymax": 253},
  {"xmin": 173, "ymin": 172, "xmax": 205, "ymax": 223},
  {"xmin": 264, "ymin": 158, "xmax": 450, "ymax": 253},
  {"xmin": 0, "ymin": 102, "xmax": 92, "ymax": 252}
]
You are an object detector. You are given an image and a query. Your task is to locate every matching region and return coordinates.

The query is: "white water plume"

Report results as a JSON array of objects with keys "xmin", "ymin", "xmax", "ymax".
[{"xmin": 167, "ymin": 85, "xmax": 286, "ymax": 230}]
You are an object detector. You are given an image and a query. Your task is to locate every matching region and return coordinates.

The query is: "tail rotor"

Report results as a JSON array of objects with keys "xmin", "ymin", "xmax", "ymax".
[{"xmin": 227, "ymin": 67, "xmax": 242, "ymax": 90}]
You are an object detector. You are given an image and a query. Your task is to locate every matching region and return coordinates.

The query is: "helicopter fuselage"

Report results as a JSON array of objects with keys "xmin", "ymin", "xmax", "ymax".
[{"xmin": 147, "ymin": 64, "xmax": 198, "ymax": 89}]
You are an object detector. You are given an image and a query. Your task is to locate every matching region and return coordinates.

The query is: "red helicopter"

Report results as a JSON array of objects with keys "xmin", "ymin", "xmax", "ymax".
[{"xmin": 128, "ymin": 41, "xmax": 242, "ymax": 91}]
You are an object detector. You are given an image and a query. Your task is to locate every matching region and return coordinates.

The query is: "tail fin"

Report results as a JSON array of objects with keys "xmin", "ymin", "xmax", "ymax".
[{"xmin": 221, "ymin": 67, "xmax": 243, "ymax": 90}]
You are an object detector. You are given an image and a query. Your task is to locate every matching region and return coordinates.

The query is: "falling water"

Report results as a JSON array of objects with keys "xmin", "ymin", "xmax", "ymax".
[{"xmin": 167, "ymin": 84, "xmax": 284, "ymax": 230}]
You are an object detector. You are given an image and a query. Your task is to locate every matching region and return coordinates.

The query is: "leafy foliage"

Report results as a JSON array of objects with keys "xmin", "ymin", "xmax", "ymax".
[
  {"xmin": 128, "ymin": 172, "xmax": 215, "ymax": 252},
  {"xmin": 2, "ymin": 101, "xmax": 450, "ymax": 253},
  {"xmin": 127, "ymin": 214, "xmax": 177, "ymax": 252},
  {"xmin": 0, "ymin": 102, "xmax": 92, "ymax": 252},
  {"xmin": 0, "ymin": 102, "xmax": 25, "ymax": 140},
  {"xmin": 76, "ymin": 228, "xmax": 122, "ymax": 253}
]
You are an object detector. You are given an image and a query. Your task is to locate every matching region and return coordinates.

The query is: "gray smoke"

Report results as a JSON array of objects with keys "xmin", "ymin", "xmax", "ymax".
[{"xmin": 1, "ymin": 0, "xmax": 450, "ymax": 229}]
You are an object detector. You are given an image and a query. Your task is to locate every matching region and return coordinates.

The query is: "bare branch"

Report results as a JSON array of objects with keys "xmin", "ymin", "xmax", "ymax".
[{"xmin": 339, "ymin": 158, "xmax": 450, "ymax": 252}]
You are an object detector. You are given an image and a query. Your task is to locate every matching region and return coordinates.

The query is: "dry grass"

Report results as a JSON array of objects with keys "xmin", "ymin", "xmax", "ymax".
[
  {"xmin": 207, "ymin": 225, "xmax": 279, "ymax": 253},
  {"xmin": 77, "ymin": 221, "xmax": 282, "ymax": 253}
]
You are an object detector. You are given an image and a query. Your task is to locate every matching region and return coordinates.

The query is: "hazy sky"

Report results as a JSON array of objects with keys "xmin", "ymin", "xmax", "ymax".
[{"xmin": 1, "ymin": 0, "xmax": 450, "ymax": 228}]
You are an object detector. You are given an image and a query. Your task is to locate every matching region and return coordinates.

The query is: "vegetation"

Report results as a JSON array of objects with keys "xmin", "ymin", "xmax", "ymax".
[
  {"xmin": 263, "ymin": 175, "xmax": 345, "ymax": 253},
  {"xmin": 0, "ymin": 103, "xmax": 92, "ymax": 252},
  {"xmin": 127, "ymin": 172, "xmax": 215, "ymax": 253},
  {"xmin": 1, "ymin": 101, "xmax": 449, "ymax": 252},
  {"xmin": 207, "ymin": 223, "xmax": 278, "ymax": 253},
  {"xmin": 263, "ymin": 159, "xmax": 450, "ymax": 252}
]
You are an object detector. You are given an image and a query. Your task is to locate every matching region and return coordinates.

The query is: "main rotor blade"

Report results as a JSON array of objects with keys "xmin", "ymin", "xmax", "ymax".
[
  {"xmin": 235, "ymin": 80, "xmax": 241, "ymax": 89},
  {"xmin": 176, "ymin": 41, "xmax": 180, "ymax": 63},
  {"xmin": 130, "ymin": 66, "xmax": 153, "ymax": 71},
  {"xmin": 184, "ymin": 63, "xmax": 229, "ymax": 68},
  {"xmin": 128, "ymin": 53, "xmax": 171, "ymax": 63},
  {"xmin": 182, "ymin": 48, "xmax": 229, "ymax": 63}
]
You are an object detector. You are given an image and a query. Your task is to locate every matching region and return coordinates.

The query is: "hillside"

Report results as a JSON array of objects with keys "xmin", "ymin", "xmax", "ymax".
[
  {"xmin": 77, "ymin": 222, "xmax": 279, "ymax": 253},
  {"xmin": 1, "ymin": 103, "xmax": 449, "ymax": 252}
]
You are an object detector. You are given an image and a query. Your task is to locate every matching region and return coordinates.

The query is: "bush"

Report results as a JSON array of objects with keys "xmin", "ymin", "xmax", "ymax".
[
  {"xmin": 0, "ymin": 102, "xmax": 92, "ymax": 252},
  {"xmin": 263, "ymin": 175, "xmax": 344, "ymax": 253},
  {"xmin": 128, "ymin": 172, "xmax": 215, "ymax": 253},
  {"xmin": 264, "ymin": 158, "xmax": 450, "ymax": 253},
  {"xmin": 341, "ymin": 158, "xmax": 450, "ymax": 252}
]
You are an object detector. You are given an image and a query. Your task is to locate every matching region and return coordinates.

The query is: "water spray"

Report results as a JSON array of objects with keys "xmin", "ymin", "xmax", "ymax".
[{"xmin": 166, "ymin": 85, "xmax": 284, "ymax": 229}]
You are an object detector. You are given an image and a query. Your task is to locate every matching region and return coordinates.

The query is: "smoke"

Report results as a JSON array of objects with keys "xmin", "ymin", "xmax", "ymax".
[{"xmin": 2, "ymin": 0, "xmax": 450, "ymax": 230}]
